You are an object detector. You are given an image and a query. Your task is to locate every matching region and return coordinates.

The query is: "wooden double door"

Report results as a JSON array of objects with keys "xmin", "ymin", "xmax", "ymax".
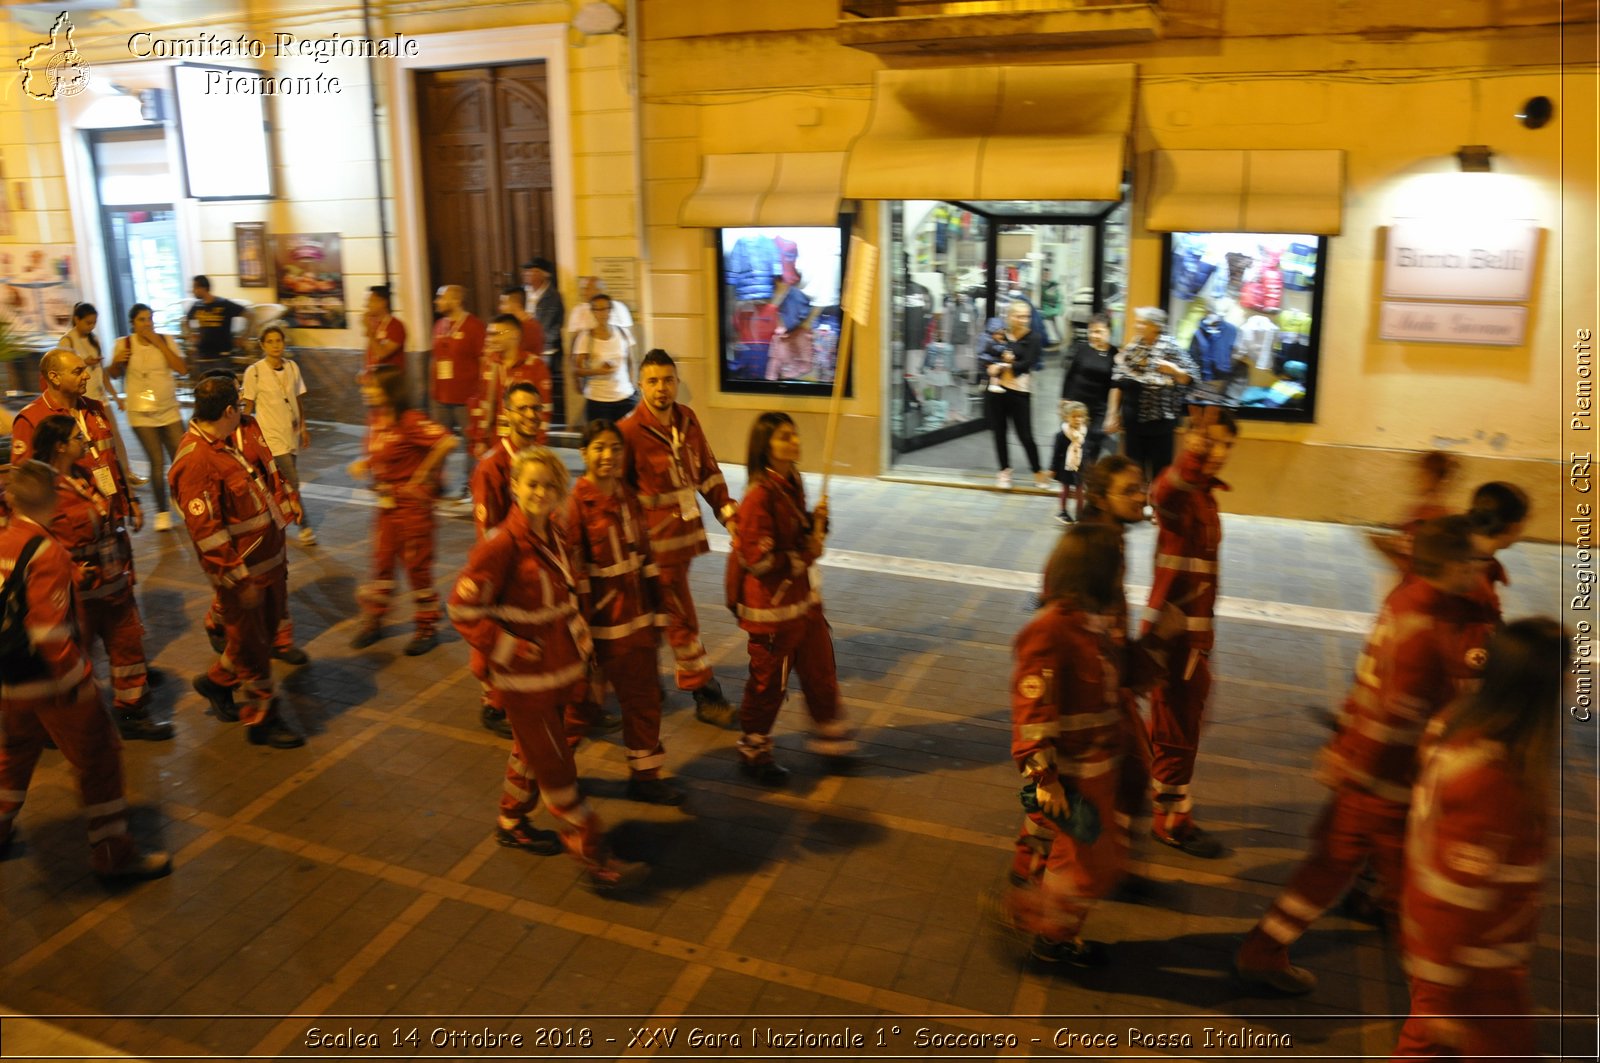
[{"xmin": 415, "ymin": 62, "xmax": 553, "ymax": 321}]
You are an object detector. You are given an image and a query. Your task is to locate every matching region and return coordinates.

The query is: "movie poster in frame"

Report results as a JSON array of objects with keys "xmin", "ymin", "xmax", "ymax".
[
  {"xmin": 235, "ymin": 222, "xmax": 268, "ymax": 288},
  {"xmin": 273, "ymin": 232, "xmax": 346, "ymax": 328}
]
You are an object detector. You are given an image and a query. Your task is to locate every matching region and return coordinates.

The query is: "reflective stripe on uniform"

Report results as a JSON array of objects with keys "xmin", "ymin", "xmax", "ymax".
[
  {"xmin": 491, "ymin": 660, "xmax": 587, "ymax": 692},
  {"xmin": 1155, "ymin": 553, "xmax": 1218, "ymax": 574},
  {"xmin": 650, "ymin": 529, "xmax": 708, "ymax": 555},
  {"xmin": 638, "ymin": 486, "xmax": 697, "ymax": 509},
  {"xmin": 1413, "ymin": 864, "xmax": 1496, "ymax": 911},
  {"xmin": 587, "ymin": 555, "xmax": 644, "ymax": 579},
  {"xmin": 735, "ymin": 591, "xmax": 820, "ymax": 625},
  {"xmin": 1402, "ymin": 954, "xmax": 1468, "ymax": 987},
  {"xmin": 1017, "ymin": 721, "xmax": 1060, "ymax": 741},
  {"xmin": 590, "ymin": 612, "xmax": 659, "ymax": 642},
  {"xmin": 1456, "ymin": 942, "xmax": 1532, "ymax": 969},
  {"xmin": 448, "ymin": 601, "xmax": 576, "ymax": 626}
]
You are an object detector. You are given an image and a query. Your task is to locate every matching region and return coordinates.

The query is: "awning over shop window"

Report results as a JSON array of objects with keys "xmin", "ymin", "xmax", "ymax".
[
  {"xmin": 843, "ymin": 63, "xmax": 1134, "ymax": 202},
  {"xmin": 679, "ymin": 152, "xmax": 848, "ymax": 227},
  {"xmin": 1146, "ymin": 149, "xmax": 1345, "ymax": 234}
]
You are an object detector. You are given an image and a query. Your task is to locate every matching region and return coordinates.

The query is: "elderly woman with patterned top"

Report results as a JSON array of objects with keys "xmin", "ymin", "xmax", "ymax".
[
  {"xmin": 1108, "ymin": 307, "xmax": 1196, "ymax": 484},
  {"xmin": 726, "ymin": 413, "xmax": 856, "ymax": 785},
  {"xmin": 448, "ymin": 446, "xmax": 648, "ymax": 894}
]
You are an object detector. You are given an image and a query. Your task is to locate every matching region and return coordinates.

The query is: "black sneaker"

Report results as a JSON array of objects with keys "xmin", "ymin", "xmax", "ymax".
[
  {"xmin": 403, "ymin": 631, "xmax": 439, "ymax": 656},
  {"xmin": 1055, "ymin": 510, "xmax": 1075, "ymax": 526},
  {"xmin": 480, "ymin": 704, "xmax": 514, "ymax": 739},
  {"xmin": 1031, "ymin": 936, "xmax": 1110, "ymax": 967},
  {"xmin": 247, "ymin": 715, "xmax": 305, "ymax": 749},
  {"xmin": 627, "ymin": 776, "xmax": 687, "ymax": 806},
  {"xmin": 495, "ymin": 819, "xmax": 562, "ymax": 855},
  {"xmin": 738, "ymin": 757, "xmax": 790, "ymax": 787},
  {"xmin": 1234, "ymin": 954, "xmax": 1318, "ymax": 995},
  {"xmin": 693, "ymin": 686, "xmax": 736, "ymax": 728},
  {"xmin": 206, "ymin": 627, "xmax": 226, "ymax": 654},
  {"xmin": 192, "ymin": 674, "xmax": 238, "ymax": 722},
  {"xmin": 115, "ymin": 709, "xmax": 175, "ymax": 742},
  {"xmin": 586, "ymin": 858, "xmax": 649, "ymax": 894},
  {"xmin": 95, "ymin": 849, "xmax": 173, "ymax": 883},
  {"xmin": 272, "ymin": 646, "xmax": 310, "ymax": 666},
  {"xmin": 350, "ymin": 622, "xmax": 383, "ymax": 649},
  {"xmin": 1151, "ymin": 824, "xmax": 1225, "ymax": 859},
  {"xmin": 589, "ymin": 710, "xmax": 623, "ymax": 735}
]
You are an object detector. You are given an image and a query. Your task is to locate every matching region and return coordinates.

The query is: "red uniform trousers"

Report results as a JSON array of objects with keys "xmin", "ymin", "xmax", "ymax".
[
  {"xmin": 206, "ymin": 594, "xmax": 294, "ymax": 652},
  {"xmin": 82, "ymin": 590, "xmax": 149, "ymax": 709},
  {"xmin": 1248, "ymin": 785, "xmax": 1405, "ymax": 957},
  {"xmin": 500, "ymin": 682, "xmax": 610, "ymax": 871},
  {"xmin": 1005, "ymin": 772, "xmax": 1126, "ymax": 942},
  {"xmin": 656, "ymin": 561, "xmax": 712, "ymax": 690},
  {"xmin": 1393, "ymin": 973, "xmax": 1534, "ymax": 1062},
  {"xmin": 593, "ymin": 643, "xmax": 666, "ymax": 778},
  {"xmin": 359, "ymin": 502, "xmax": 438, "ymax": 634},
  {"xmin": 0, "ymin": 681, "xmax": 138, "ymax": 872},
  {"xmin": 736, "ymin": 607, "xmax": 845, "ymax": 761},
  {"xmin": 208, "ymin": 566, "xmax": 287, "ymax": 726},
  {"xmin": 1148, "ymin": 640, "xmax": 1212, "ymax": 833}
]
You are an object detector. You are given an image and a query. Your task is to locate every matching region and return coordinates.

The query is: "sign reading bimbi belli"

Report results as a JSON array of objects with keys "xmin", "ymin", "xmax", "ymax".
[{"xmin": 1382, "ymin": 218, "xmax": 1540, "ymax": 302}]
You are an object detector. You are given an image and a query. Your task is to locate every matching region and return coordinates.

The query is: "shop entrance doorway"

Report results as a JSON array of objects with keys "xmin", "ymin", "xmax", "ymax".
[
  {"xmin": 887, "ymin": 198, "xmax": 1127, "ymax": 483},
  {"xmin": 87, "ymin": 128, "xmax": 185, "ymax": 337},
  {"xmin": 414, "ymin": 62, "xmax": 554, "ymax": 322}
]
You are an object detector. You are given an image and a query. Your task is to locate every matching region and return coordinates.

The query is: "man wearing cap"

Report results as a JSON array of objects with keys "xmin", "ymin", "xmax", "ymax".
[
  {"xmin": 522, "ymin": 258, "xmax": 566, "ymax": 426},
  {"xmin": 1107, "ymin": 307, "xmax": 1196, "ymax": 485}
]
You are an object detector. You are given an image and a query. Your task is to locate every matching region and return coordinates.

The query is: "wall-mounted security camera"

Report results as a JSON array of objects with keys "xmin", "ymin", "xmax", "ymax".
[{"xmin": 1516, "ymin": 96, "xmax": 1553, "ymax": 130}]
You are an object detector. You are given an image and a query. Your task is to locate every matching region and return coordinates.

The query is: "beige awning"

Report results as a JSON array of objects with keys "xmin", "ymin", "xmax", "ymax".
[
  {"xmin": 843, "ymin": 63, "xmax": 1135, "ymax": 202},
  {"xmin": 1146, "ymin": 149, "xmax": 1345, "ymax": 234},
  {"xmin": 679, "ymin": 152, "xmax": 848, "ymax": 227}
]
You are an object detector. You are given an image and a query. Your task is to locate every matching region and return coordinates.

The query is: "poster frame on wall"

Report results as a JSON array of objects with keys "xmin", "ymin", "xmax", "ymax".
[
  {"xmin": 235, "ymin": 223, "xmax": 268, "ymax": 288},
  {"xmin": 273, "ymin": 233, "xmax": 346, "ymax": 329}
]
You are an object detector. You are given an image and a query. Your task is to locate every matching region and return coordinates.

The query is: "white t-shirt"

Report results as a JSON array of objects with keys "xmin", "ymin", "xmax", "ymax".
[
  {"xmin": 119, "ymin": 333, "xmax": 182, "ymax": 428},
  {"xmin": 573, "ymin": 329, "xmax": 634, "ymax": 403},
  {"xmin": 242, "ymin": 358, "xmax": 307, "ymax": 456}
]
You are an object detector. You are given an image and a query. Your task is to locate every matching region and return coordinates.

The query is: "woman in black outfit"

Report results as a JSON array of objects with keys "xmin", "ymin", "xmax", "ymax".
[
  {"xmin": 1058, "ymin": 311, "xmax": 1118, "ymax": 478},
  {"xmin": 981, "ymin": 300, "xmax": 1046, "ymax": 489}
]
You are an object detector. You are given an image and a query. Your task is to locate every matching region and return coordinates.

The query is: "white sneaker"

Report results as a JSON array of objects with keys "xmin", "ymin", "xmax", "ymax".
[
  {"xmin": 154, "ymin": 511, "xmax": 172, "ymax": 532},
  {"xmin": 298, "ymin": 525, "xmax": 318, "ymax": 546},
  {"xmin": 996, "ymin": 469, "xmax": 1013, "ymax": 489}
]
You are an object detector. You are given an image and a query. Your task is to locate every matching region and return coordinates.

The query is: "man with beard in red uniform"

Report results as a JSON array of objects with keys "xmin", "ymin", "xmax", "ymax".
[
  {"xmin": 27, "ymin": 415, "xmax": 171, "ymax": 741},
  {"xmin": 1235, "ymin": 516, "xmax": 1493, "ymax": 995},
  {"xmin": 1143, "ymin": 406, "xmax": 1236, "ymax": 858},
  {"xmin": 10, "ymin": 348, "xmax": 143, "ymax": 539},
  {"xmin": 0, "ymin": 461, "xmax": 171, "ymax": 880},
  {"xmin": 430, "ymin": 284, "xmax": 485, "ymax": 496},
  {"xmin": 170, "ymin": 376, "xmax": 304, "ymax": 749},
  {"xmin": 471, "ymin": 315, "xmax": 552, "ymax": 457},
  {"xmin": 619, "ymin": 349, "xmax": 738, "ymax": 726}
]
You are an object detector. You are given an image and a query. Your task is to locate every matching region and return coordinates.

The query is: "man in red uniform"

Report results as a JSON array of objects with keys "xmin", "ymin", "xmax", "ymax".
[
  {"xmin": 619, "ymin": 349, "xmax": 738, "ymax": 726},
  {"xmin": 0, "ymin": 460, "xmax": 170, "ymax": 879},
  {"xmin": 363, "ymin": 284, "xmax": 406, "ymax": 372},
  {"xmin": 430, "ymin": 284, "xmax": 485, "ymax": 495},
  {"xmin": 170, "ymin": 376, "xmax": 304, "ymax": 749},
  {"xmin": 471, "ymin": 314, "xmax": 552, "ymax": 456},
  {"xmin": 498, "ymin": 286, "xmax": 546, "ymax": 372},
  {"xmin": 10, "ymin": 348, "xmax": 143, "ymax": 532},
  {"xmin": 1235, "ymin": 516, "xmax": 1492, "ymax": 994},
  {"xmin": 1142, "ymin": 406, "xmax": 1236, "ymax": 857}
]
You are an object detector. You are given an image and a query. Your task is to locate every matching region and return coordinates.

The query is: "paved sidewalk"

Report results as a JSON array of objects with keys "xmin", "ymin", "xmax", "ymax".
[{"xmin": 0, "ymin": 420, "xmax": 1592, "ymax": 1061}]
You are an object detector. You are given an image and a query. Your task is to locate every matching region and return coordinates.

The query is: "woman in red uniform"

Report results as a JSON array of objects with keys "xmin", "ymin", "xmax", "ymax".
[
  {"xmin": 1395, "ymin": 617, "xmax": 1565, "ymax": 1061},
  {"xmin": 1004, "ymin": 524, "xmax": 1179, "ymax": 966},
  {"xmin": 349, "ymin": 365, "xmax": 456, "ymax": 655},
  {"xmin": 728, "ymin": 412, "xmax": 854, "ymax": 784},
  {"xmin": 564, "ymin": 420, "xmax": 684, "ymax": 805},
  {"xmin": 449, "ymin": 446, "xmax": 647, "ymax": 893}
]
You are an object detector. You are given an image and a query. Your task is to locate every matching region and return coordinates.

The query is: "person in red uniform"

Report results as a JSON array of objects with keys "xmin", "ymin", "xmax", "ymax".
[
  {"xmin": 29, "ymin": 415, "xmax": 170, "ymax": 741},
  {"xmin": 9, "ymin": 348, "xmax": 143, "ymax": 535},
  {"xmin": 1143, "ymin": 406, "xmax": 1237, "ymax": 857},
  {"xmin": 1003, "ymin": 524, "xmax": 1182, "ymax": 965},
  {"xmin": 1394, "ymin": 617, "xmax": 1564, "ymax": 1062},
  {"xmin": 171, "ymin": 376, "xmax": 304, "ymax": 750},
  {"xmin": 498, "ymin": 286, "xmax": 546, "ymax": 375},
  {"xmin": 1369, "ymin": 450, "xmax": 1459, "ymax": 573},
  {"xmin": 0, "ymin": 461, "xmax": 171, "ymax": 880},
  {"xmin": 1234, "ymin": 516, "xmax": 1493, "ymax": 995},
  {"xmin": 565, "ymin": 419, "xmax": 684, "ymax": 805},
  {"xmin": 363, "ymin": 284, "xmax": 406, "ymax": 372},
  {"xmin": 429, "ymin": 284, "xmax": 485, "ymax": 496},
  {"xmin": 726, "ymin": 412, "xmax": 855, "ymax": 784},
  {"xmin": 1465, "ymin": 481, "xmax": 1528, "ymax": 619},
  {"xmin": 619, "ymin": 349, "xmax": 738, "ymax": 725},
  {"xmin": 349, "ymin": 365, "xmax": 457, "ymax": 655},
  {"xmin": 471, "ymin": 314, "xmax": 552, "ymax": 456},
  {"xmin": 448, "ymin": 446, "xmax": 647, "ymax": 894}
]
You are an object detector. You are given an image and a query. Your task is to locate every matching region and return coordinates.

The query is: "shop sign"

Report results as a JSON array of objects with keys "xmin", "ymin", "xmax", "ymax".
[
  {"xmin": 1383, "ymin": 219, "xmax": 1539, "ymax": 302},
  {"xmin": 592, "ymin": 257, "xmax": 638, "ymax": 305},
  {"xmin": 1378, "ymin": 301, "xmax": 1528, "ymax": 346}
]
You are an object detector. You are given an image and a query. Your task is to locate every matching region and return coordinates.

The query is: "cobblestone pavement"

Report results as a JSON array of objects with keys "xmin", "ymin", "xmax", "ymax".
[{"xmin": 0, "ymin": 420, "xmax": 1593, "ymax": 1061}]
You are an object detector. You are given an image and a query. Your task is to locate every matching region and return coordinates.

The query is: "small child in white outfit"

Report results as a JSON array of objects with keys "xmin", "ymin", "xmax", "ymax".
[{"xmin": 1049, "ymin": 400, "xmax": 1089, "ymax": 525}]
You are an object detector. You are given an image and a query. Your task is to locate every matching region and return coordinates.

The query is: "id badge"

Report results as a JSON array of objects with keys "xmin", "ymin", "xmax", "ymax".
[
  {"xmin": 92, "ymin": 464, "xmax": 117, "ymax": 498},
  {"xmin": 437, "ymin": 360, "xmax": 454, "ymax": 381},
  {"xmin": 679, "ymin": 491, "xmax": 697, "ymax": 522},
  {"xmin": 569, "ymin": 615, "xmax": 595, "ymax": 661}
]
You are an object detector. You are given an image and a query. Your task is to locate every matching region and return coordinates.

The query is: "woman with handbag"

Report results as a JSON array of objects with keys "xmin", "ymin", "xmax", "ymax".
[{"xmin": 109, "ymin": 303, "xmax": 185, "ymax": 530}]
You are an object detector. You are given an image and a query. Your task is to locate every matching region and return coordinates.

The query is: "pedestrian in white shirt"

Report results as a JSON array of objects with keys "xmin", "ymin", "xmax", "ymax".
[
  {"xmin": 571, "ymin": 294, "xmax": 638, "ymax": 423},
  {"xmin": 241, "ymin": 325, "xmax": 316, "ymax": 545}
]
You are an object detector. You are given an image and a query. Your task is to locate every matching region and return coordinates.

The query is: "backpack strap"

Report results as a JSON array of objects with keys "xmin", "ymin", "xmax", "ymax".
[{"xmin": 0, "ymin": 535, "xmax": 48, "ymax": 601}]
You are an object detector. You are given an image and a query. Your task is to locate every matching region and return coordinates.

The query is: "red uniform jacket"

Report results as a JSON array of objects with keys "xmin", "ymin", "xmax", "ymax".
[
  {"xmin": 234, "ymin": 414, "xmax": 298, "ymax": 517},
  {"xmin": 10, "ymin": 393, "xmax": 133, "ymax": 520},
  {"xmin": 431, "ymin": 313, "xmax": 485, "ymax": 406},
  {"xmin": 367, "ymin": 410, "xmax": 449, "ymax": 506},
  {"xmin": 471, "ymin": 351, "xmax": 552, "ymax": 454},
  {"xmin": 469, "ymin": 438, "xmax": 516, "ymax": 538},
  {"xmin": 1402, "ymin": 725, "xmax": 1544, "ymax": 989},
  {"xmin": 1143, "ymin": 449, "xmax": 1224, "ymax": 651},
  {"xmin": 727, "ymin": 471, "xmax": 820, "ymax": 635},
  {"xmin": 0, "ymin": 515, "xmax": 94, "ymax": 709},
  {"xmin": 618, "ymin": 402, "xmax": 735, "ymax": 567},
  {"xmin": 1011, "ymin": 602, "xmax": 1168, "ymax": 788},
  {"xmin": 365, "ymin": 316, "xmax": 406, "ymax": 370},
  {"xmin": 47, "ymin": 472, "xmax": 133, "ymax": 604},
  {"xmin": 563, "ymin": 477, "xmax": 662, "ymax": 655},
  {"xmin": 1320, "ymin": 579, "xmax": 1492, "ymax": 803},
  {"xmin": 517, "ymin": 317, "xmax": 545, "ymax": 363},
  {"xmin": 168, "ymin": 424, "xmax": 288, "ymax": 590},
  {"xmin": 447, "ymin": 505, "xmax": 593, "ymax": 698}
]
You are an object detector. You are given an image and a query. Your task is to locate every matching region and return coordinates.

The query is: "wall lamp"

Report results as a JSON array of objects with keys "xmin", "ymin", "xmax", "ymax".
[{"xmin": 1456, "ymin": 145, "xmax": 1494, "ymax": 173}]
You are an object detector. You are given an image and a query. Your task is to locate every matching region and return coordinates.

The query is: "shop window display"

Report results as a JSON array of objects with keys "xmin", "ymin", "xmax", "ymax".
[
  {"xmin": 1162, "ymin": 231, "xmax": 1326, "ymax": 421},
  {"xmin": 718, "ymin": 225, "xmax": 849, "ymax": 396}
]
